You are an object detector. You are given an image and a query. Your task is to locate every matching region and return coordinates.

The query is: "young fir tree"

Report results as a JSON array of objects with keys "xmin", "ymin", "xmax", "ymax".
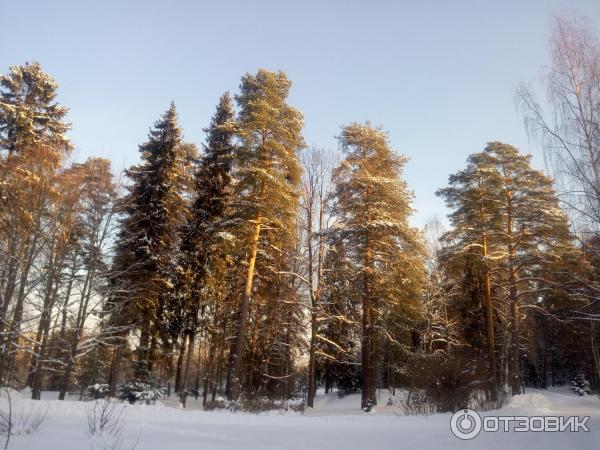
[
  {"xmin": 0, "ymin": 62, "xmax": 71, "ymax": 154},
  {"xmin": 225, "ymin": 69, "xmax": 304, "ymax": 401},
  {"xmin": 108, "ymin": 103, "xmax": 189, "ymax": 383},
  {"xmin": 172, "ymin": 93, "xmax": 235, "ymax": 407},
  {"xmin": 330, "ymin": 123, "xmax": 425, "ymax": 410}
]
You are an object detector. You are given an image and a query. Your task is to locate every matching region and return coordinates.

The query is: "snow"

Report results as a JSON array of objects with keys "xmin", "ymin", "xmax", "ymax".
[
  {"xmin": 505, "ymin": 391, "xmax": 554, "ymax": 412},
  {"xmin": 1, "ymin": 388, "xmax": 599, "ymax": 449}
]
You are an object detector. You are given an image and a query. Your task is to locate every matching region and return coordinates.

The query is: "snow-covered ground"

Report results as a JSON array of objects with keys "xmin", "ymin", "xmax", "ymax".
[{"xmin": 1, "ymin": 388, "xmax": 598, "ymax": 449}]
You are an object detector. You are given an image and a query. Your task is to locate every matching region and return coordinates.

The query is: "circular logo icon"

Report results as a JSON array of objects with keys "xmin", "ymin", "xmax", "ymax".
[{"xmin": 450, "ymin": 408, "xmax": 482, "ymax": 440}]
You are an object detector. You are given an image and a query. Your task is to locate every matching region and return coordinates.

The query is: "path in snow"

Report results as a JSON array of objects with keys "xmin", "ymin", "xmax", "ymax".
[{"xmin": 3, "ymin": 388, "xmax": 599, "ymax": 449}]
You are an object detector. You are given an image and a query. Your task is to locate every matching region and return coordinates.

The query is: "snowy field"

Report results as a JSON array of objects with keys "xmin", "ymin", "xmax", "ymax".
[{"xmin": 1, "ymin": 388, "xmax": 598, "ymax": 449}]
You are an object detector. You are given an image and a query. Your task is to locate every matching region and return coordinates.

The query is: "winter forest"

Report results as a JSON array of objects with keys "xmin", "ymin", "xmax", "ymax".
[{"xmin": 1, "ymin": 11, "xmax": 600, "ymax": 449}]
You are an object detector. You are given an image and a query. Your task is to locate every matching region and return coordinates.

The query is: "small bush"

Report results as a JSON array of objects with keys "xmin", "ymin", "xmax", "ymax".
[
  {"xmin": 203, "ymin": 399, "xmax": 227, "ymax": 411},
  {"xmin": 470, "ymin": 392, "xmax": 508, "ymax": 411},
  {"xmin": 213, "ymin": 396, "xmax": 305, "ymax": 413},
  {"xmin": 571, "ymin": 372, "xmax": 592, "ymax": 396},
  {"xmin": 88, "ymin": 384, "xmax": 112, "ymax": 400},
  {"xmin": 117, "ymin": 381, "xmax": 166, "ymax": 405},
  {"xmin": 86, "ymin": 399, "xmax": 139, "ymax": 450},
  {"xmin": 402, "ymin": 351, "xmax": 488, "ymax": 413},
  {"xmin": 336, "ymin": 367, "xmax": 362, "ymax": 398},
  {"xmin": 86, "ymin": 381, "xmax": 166, "ymax": 405},
  {"xmin": 397, "ymin": 390, "xmax": 437, "ymax": 415},
  {"xmin": 0, "ymin": 388, "xmax": 47, "ymax": 449},
  {"xmin": 87, "ymin": 399, "xmax": 127, "ymax": 437}
]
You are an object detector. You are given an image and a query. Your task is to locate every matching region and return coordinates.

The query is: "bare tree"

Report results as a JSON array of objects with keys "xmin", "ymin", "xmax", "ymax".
[
  {"xmin": 518, "ymin": 15, "xmax": 600, "ymax": 383},
  {"xmin": 422, "ymin": 216, "xmax": 461, "ymax": 355},
  {"xmin": 299, "ymin": 147, "xmax": 336, "ymax": 407},
  {"xmin": 518, "ymin": 15, "xmax": 600, "ymax": 233}
]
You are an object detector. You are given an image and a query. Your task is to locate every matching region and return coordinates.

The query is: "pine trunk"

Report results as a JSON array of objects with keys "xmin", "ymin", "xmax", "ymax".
[
  {"xmin": 481, "ymin": 230, "xmax": 498, "ymax": 401},
  {"xmin": 180, "ymin": 332, "xmax": 195, "ymax": 408},
  {"xmin": 227, "ymin": 217, "xmax": 261, "ymax": 401},
  {"xmin": 175, "ymin": 335, "xmax": 187, "ymax": 393},
  {"xmin": 137, "ymin": 309, "xmax": 151, "ymax": 381},
  {"xmin": 108, "ymin": 345, "xmax": 122, "ymax": 397},
  {"xmin": 361, "ymin": 233, "xmax": 376, "ymax": 409}
]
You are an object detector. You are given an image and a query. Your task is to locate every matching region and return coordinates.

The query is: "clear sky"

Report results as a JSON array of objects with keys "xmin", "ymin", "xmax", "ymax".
[{"xmin": 2, "ymin": 0, "xmax": 599, "ymax": 226}]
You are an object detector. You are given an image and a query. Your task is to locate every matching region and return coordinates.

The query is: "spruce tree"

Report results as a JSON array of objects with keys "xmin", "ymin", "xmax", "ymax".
[
  {"xmin": 109, "ymin": 103, "xmax": 189, "ymax": 382},
  {"xmin": 0, "ymin": 62, "xmax": 71, "ymax": 154},
  {"xmin": 330, "ymin": 123, "xmax": 425, "ymax": 410},
  {"xmin": 173, "ymin": 93, "xmax": 235, "ymax": 407}
]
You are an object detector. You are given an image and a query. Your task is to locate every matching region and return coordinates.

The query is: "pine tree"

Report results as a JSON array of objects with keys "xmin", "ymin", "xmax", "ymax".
[
  {"xmin": 0, "ymin": 62, "xmax": 71, "ymax": 154},
  {"xmin": 225, "ymin": 69, "xmax": 304, "ymax": 401},
  {"xmin": 480, "ymin": 142, "xmax": 575, "ymax": 394},
  {"xmin": 108, "ymin": 103, "xmax": 189, "ymax": 383},
  {"xmin": 330, "ymin": 123, "xmax": 425, "ymax": 410},
  {"xmin": 438, "ymin": 142, "xmax": 577, "ymax": 397},
  {"xmin": 437, "ymin": 151, "xmax": 503, "ymax": 400}
]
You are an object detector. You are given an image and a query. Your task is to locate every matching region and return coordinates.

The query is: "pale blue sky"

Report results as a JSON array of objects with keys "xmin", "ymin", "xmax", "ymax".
[{"xmin": 2, "ymin": 0, "xmax": 599, "ymax": 226}]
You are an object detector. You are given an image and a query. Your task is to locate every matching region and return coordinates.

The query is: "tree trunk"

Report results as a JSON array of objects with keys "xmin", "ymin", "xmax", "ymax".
[
  {"xmin": 508, "ymin": 277, "xmax": 521, "ymax": 395},
  {"xmin": 58, "ymin": 351, "xmax": 75, "ymax": 400},
  {"xmin": 30, "ymin": 271, "xmax": 61, "ymax": 399},
  {"xmin": 307, "ymin": 309, "xmax": 317, "ymax": 407},
  {"xmin": 180, "ymin": 332, "xmax": 195, "ymax": 408},
  {"xmin": 589, "ymin": 310, "xmax": 600, "ymax": 387},
  {"xmin": 361, "ymin": 185, "xmax": 376, "ymax": 410},
  {"xmin": 213, "ymin": 343, "xmax": 224, "ymax": 403},
  {"xmin": 503, "ymin": 187, "xmax": 521, "ymax": 396},
  {"xmin": 5, "ymin": 235, "xmax": 40, "ymax": 384},
  {"xmin": 227, "ymin": 217, "xmax": 261, "ymax": 401},
  {"xmin": 136, "ymin": 309, "xmax": 151, "ymax": 380},
  {"xmin": 194, "ymin": 337, "xmax": 203, "ymax": 400},
  {"xmin": 175, "ymin": 335, "xmax": 187, "ymax": 394},
  {"xmin": 108, "ymin": 346, "xmax": 122, "ymax": 397},
  {"xmin": 481, "ymin": 231, "xmax": 498, "ymax": 401},
  {"xmin": 166, "ymin": 353, "xmax": 174, "ymax": 397},
  {"xmin": 361, "ymin": 243, "xmax": 375, "ymax": 409},
  {"xmin": 203, "ymin": 341, "xmax": 215, "ymax": 407}
]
